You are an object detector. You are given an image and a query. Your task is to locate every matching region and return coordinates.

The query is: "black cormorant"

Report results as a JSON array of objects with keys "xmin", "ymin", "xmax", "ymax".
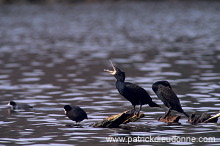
[
  {"xmin": 64, "ymin": 105, "xmax": 88, "ymax": 124},
  {"xmin": 104, "ymin": 61, "xmax": 160, "ymax": 114},
  {"xmin": 152, "ymin": 81, "xmax": 189, "ymax": 117},
  {"xmin": 8, "ymin": 101, "xmax": 33, "ymax": 111}
]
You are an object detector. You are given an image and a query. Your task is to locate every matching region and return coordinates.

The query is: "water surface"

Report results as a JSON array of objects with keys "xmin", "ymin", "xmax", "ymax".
[{"xmin": 0, "ymin": 1, "xmax": 220, "ymax": 145}]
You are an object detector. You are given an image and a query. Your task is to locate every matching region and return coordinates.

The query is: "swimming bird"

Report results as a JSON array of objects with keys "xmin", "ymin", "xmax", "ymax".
[
  {"xmin": 64, "ymin": 105, "xmax": 88, "ymax": 124},
  {"xmin": 8, "ymin": 101, "xmax": 33, "ymax": 111},
  {"xmin": 104, "ymin": 60, "xmax": 160, "ymax": 114},
  {"xmin": 152, "ymin": 81, "xmax": 189, "ymax": 118}
]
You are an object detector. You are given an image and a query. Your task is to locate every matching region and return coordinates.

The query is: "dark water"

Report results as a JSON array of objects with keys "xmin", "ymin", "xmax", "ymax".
[{"xmin": 0, "ymin": 1, "xmax": 220, "ymax": 145}]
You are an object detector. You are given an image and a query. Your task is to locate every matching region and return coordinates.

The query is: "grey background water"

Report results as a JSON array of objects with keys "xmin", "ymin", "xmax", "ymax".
[{"xmin": 0, "ymin": 1, "xmax": 220, "ymax": 145}]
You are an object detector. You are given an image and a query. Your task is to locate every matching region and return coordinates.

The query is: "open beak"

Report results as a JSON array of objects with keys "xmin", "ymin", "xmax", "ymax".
[{"xmin": 104, "ymin": 60, "xmax": 117, "ymax": 75}]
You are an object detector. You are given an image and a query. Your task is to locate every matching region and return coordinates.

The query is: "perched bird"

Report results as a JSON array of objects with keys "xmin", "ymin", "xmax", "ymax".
[
  {"xmin": 104, "ymin": 60, "xmax": 160, "ymax": 114},
  {"xmin": 64, "ymin": 105, "xmax": 88, "ymax": 124},
  {"xmin": 8, "ymin": 101, "xmax": 33, "ymax": 111},
  {"xmin": 152, "ymin": 81, "xmax": 189, "ymax": 118}
]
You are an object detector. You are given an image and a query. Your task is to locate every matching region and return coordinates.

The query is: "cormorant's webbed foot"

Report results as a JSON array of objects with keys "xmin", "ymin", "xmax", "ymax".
[
  {"xmin": 135, "ymin": 105, "xmax": 142, "ymax": 115},
  {"xmin": 128, "ymin": 105, "xmax": 137, "ymax": 115},
  {"xmin": 128, "ymin": 105, "xmax": 142, "ymax": 115},
  {"xmin": 134, "ymin": 110, "xmax": 140, "ymax": 116},
  {"xmin": 128, "ymin": 108, "xmax": 136, "ymax": 115}
]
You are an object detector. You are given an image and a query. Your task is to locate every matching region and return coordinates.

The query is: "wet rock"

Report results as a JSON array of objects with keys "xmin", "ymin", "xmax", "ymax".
[
  {"xmin": 93, "ymin": 110, "xmax": 144, "ymax": 128},
  {"xmin": 203, "ymin": 112, "xmax": 220, "ymax": 123},
  {"xmin": 188, "ymin": 112, "xmax": 219, "ymax": 124},
  {"xmin": 158, "ymin": 110, "xmax": 180, "ymax": 123}
]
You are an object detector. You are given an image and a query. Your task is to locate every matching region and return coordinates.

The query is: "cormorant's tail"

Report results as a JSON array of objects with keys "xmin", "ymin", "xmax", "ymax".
[
  {"xmin": 148, "ymin": 102, "xmax": 161, "ymax": 107},
  {"xmin": 182, "ymin": 111, "xmax": 189, "ymax": 118},
  {"xmin": 177, "ymin": 108, "xmax": 189, "ymax": 118}
]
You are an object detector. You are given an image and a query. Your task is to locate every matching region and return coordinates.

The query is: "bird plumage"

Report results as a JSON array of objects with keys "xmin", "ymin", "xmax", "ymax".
[
  {"xmin": 105, "ymin": 61, "xmax": 160, "ymax": 114},
  {"xmin": 119, "ymin": 82, "xmax": 159, "ymax": 107},
  {"xmin": 8, "ymin": 101, "xmax": 33, "ymax": 111},
  {"xmin": 64, "ymin": 105, "xmax": 88, "ymax": 123},
  {"xmin": 152, "ymin": 81, "xmax": 189, "ymax": 117}
]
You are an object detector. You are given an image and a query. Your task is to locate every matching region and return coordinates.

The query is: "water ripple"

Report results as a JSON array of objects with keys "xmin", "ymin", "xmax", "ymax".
[{"xmin": 0, "ymin": 2, "xmax": 220, "ymax": 146}]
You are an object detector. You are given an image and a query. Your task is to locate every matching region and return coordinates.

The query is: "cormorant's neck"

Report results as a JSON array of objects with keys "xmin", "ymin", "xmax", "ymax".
[
  {"xmin": 114, "ymin": 72, "xmax": 125, "ymax": 82},
  {"xmin": 116, "ymin": 78, "xmax": 125, "ymax": 82}
]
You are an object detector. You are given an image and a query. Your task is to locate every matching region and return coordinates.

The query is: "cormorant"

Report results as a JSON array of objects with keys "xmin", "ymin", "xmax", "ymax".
[
  {"xmin": 64, "ymin": 105, "xmax": 88, "ymax": 124},
  {"xmin": 8, "ymin": 101, "xmax": 33, "ymax": 111},
  {"xmin": 152, "ymin": 81, "xmax": 189, "ymax": 118},
  {"xmin": 104, "ymin": 60, "xmax": 160, "ymax": 114}
]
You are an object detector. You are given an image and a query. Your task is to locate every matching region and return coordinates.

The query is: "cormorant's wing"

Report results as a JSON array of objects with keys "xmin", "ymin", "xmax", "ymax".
[
  {"xmin": 157, "ymin": 85, "xmax": 182, "ymax": 109},
  {"xmin": 124, "ymin": 82, "xmax": 148, "ymax": 96},
  {"xmin": 122, "ymin": 82, "xmax": 153, "ymax": 105},
  {"xmin": 121, "ymin": 82, "xmax": 160, "ymax": 107}
]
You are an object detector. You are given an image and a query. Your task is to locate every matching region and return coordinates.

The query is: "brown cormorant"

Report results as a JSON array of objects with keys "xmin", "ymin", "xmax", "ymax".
[{"xmin": 152, "ymin": 81, "xmax": 189, "ymax": 117}]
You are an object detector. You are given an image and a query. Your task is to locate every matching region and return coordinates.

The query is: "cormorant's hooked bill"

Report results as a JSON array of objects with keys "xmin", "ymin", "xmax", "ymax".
[{"xmin": 104, "ymin": 60, "xmax": 117, "ymax": 75}]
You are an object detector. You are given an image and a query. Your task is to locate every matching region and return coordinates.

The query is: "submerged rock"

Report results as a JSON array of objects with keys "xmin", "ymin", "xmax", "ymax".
[
  {"xmin": 204, "ymin": 112, "xmax": 220, "ymax": 123},
  {"xmin": 93, "ymin": 110, "xmax": 144, "ymax": 128},
  {"xmin": 158, "ymin": 110, "xmax": 180, "ymax": 123},
  {"xmin": 189, "ymin": 112, "xmax": 218, "ymax": 124}
]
